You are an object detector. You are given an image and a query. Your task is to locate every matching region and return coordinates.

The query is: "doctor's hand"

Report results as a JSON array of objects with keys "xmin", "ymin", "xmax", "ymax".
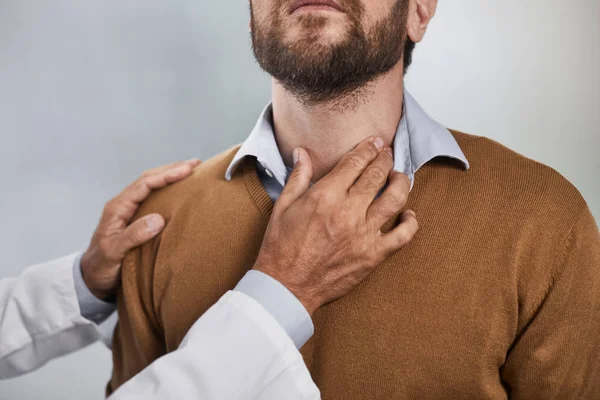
[
  {"xmin": 80, "ymin": 159, "xmax": 201, "ymax": 300},
  {"xmin": 253, "ymin": 136, "xmax": 419, "ymax": 316}
]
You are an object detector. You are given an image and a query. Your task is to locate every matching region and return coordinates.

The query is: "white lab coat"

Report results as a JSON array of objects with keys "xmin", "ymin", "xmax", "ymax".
[{"xmin": 0, "ymin": 253, "xmax": 320, "ymax": 399}]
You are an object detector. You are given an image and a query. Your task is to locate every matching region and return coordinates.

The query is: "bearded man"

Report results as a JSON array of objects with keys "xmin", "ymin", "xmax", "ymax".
[{"xmin": 108, "ymin": 0, "xmax": 600, "ymax": 398}]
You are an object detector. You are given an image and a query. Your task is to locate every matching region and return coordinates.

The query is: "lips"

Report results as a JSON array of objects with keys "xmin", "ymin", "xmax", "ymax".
[{"xmin": 289, "ymin": 0, "xmax": 345, "ymax": 14}]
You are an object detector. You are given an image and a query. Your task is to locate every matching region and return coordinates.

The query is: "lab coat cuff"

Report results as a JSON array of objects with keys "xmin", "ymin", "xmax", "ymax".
[{"xmin": 234, "ymin": 270, "xmax": 314, "ymax": 350}]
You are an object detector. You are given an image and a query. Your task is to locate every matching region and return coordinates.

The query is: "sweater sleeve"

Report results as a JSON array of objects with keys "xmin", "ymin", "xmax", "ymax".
[
  {"xmin": 108, "ymin": 235, "xmax": 166, "ymax": 396},
  {"xmin": 501, "ymin": 205, "xmax": 600, "ymax": 399}
]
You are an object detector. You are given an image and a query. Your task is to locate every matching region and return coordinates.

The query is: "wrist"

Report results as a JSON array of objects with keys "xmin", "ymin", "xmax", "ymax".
[
  {"xmin": 80, "ymin": 249, "xmax": 113, "ymax": 301},
  {"xmin": 299, "ymin": 297, "xmax": 320, "ymax": 318}
]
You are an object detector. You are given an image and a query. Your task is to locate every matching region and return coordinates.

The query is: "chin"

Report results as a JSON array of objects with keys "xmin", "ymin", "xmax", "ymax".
[{"xmin": 283, "ymin": 18, "xmax": 349, "ymax": 46}]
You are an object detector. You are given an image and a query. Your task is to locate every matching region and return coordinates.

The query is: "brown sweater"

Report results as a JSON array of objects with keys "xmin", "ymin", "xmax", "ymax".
[{"xmin": 108, "ymin": 130, "xmax": 600, "ymax": 399}]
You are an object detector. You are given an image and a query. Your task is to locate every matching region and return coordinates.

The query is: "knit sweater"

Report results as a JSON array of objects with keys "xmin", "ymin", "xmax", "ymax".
[{"xmin": 108, "ymin": 130, "xmax": 600, "ymax": 399}]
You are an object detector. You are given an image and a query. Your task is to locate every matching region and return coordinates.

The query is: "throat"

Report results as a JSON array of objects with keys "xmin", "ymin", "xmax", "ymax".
[{"xmin": 271, "ymin": 72, "xmax": 405, "ymax": 182}]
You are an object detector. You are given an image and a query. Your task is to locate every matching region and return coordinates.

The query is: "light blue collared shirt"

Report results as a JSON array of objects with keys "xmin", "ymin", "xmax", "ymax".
[
  {"xmin": 73, "ymin": 90, "xmax": 470, "ymax": 351},
  {"xmin": 227, "ymin": 90, "xmax": 470, "ymax": 349},
  {"xmin": 226, "ymin": 91, "xmax": 469, "ymax": 193}
]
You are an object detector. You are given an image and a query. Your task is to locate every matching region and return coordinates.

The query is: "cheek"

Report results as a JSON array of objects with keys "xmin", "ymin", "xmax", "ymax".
[
  {"xmin": 251, "ymin": 0, "xmax": 288, "ymax": 28},
  {"xmin": 250, "ymin": 0, "xmax": 272, "ymax": 22},
  {"xmin": 360, "ymin": 0, "xmax": 398, "ymax": 31}
]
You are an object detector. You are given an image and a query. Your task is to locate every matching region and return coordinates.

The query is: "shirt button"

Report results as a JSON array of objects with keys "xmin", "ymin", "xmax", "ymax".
[{"xmin": 264, "ymin": 168, "xmax": 274, "ymax": 178}]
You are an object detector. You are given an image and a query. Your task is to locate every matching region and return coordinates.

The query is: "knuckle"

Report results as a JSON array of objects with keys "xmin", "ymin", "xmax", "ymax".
[
  {"xmin": 396, "ymin": 227, "xmax": 416, "ymax": 247},
  {"xmin": 396, "ymin": 232, "xmax": 410, "ymax": 247},
  {"xmin": 128, "ymin": 229, "xmax": 144, "ymax": 245},
  {"xmin": 375, "ymin": 202, "xmax": 397, "ymax": 219},
  {"xmin": 104, "ymin": 197, "xmax": 116, "ymax": 210},
  {"xmin": 315, "ymin": 191, "xmax": 336, "ymax": 211},
  {"xmin": 103, "ymin": 199, "xmax": 118, "ymax": 217},
  {"xmin": 129, "ymin": 180, "xmax": 148, "ymax": 196},
  {"xmin": 98, "ymin": 239, "xmax": 113, "ymax": 257},
  {"xmin": 364, "ymin": 167, "xmax": 387, "ymax": 187},
  {"xmin": 387, "ymin": 187, "xmax": 408, "ymax": 207},
  {"xmin": 288, "ymin": 165, "xmax": 303, "ymax": 182},
  {"xmin": 135, "ymin": 179, "xmax": 148, "ymax": 190},
  {"xmin": 397, "ymin": 173, "xmax": 411, "ymax": 190},
  {"xmin": 307, "ymin": 186, "xmax": 322, "ymax": 199},
  {"xmin": 344, "ymin": 155, "xmax": 365, "ymax": 171},
  {"xmin": 359, "ymin": 140, "xmax": 379, "ymax": 158},
  {"xmin": 333, "ymin": 208, "xmax": 351, "ymax": 227}
]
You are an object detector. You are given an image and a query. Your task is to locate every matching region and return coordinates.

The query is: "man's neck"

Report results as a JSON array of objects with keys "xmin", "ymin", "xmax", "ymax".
[{"xmin": 272, "ymin": 62, "xmax": 405, "ymax": 182}]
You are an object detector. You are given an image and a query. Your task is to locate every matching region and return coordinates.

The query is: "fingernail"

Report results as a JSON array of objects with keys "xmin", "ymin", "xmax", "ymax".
[
  {"xmin": 186, "ymin": 158, "xmax": 200, "ymax": 164},
  {"xmin": 146, "ymin": 215, "xmax": 162, "ymax": 232},
  {"xmin": 408, "ymin": 210, "xmax": 416, "ymax": 218},
  {"xmin": 293, "ymin": 148, "xmax": 300, "ymax": 166},
  {"xmin": 373, "ymin": 137, "xmax": 384, "ymax": 150},
  {"xmin": 385, "ymin": 147, "xmax": 393, "ymax": 157}
]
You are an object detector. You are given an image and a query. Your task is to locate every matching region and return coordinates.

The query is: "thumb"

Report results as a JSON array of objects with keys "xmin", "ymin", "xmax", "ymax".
[
  {"xmin": 277, "ymin": 148, "xmax": 313, "ymax": 210},
  {"xmin": 114, "ymin": 214, "xmax": 165, "ymax": 257}
]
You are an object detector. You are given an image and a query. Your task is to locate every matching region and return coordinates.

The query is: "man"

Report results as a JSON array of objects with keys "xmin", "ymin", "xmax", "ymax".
[{"xmin": 110, "ymin": 0, "xmax": 600, "ymax": 398}]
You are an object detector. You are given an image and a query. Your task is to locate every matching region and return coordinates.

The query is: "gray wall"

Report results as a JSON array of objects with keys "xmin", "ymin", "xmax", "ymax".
[{"xmin": 0, "ymin": 0, "xmax": 598, "ymax": 399}]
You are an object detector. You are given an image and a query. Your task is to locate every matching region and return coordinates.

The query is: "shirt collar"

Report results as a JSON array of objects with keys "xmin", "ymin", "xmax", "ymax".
[
  {"xmin": 225, "ymin": 104, "xmax": 290, "ymax": 187},
  {"xmin": 225, "ymin": 90, "xmax": 470, "ymax": 187}
]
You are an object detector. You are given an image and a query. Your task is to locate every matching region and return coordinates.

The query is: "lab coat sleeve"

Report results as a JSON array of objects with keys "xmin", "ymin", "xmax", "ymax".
[
  {"xmin": 109, "ymin": 290, "xmax": 320, "ymax": 400},
  {"xmin": 0, "ymin": 253, "xmax": 101, "ymax": 379}
]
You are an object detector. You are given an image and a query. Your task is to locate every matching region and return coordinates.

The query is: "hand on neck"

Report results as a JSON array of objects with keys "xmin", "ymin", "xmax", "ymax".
[{"xmin": 272, "ymin": 61, "xmax": 405, "ymax": 182}]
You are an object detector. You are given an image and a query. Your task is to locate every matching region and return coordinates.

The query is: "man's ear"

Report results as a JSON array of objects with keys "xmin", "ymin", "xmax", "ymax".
[{"xmin": 407, "ymin": 0, "xmax": 438, "ymax": 44}]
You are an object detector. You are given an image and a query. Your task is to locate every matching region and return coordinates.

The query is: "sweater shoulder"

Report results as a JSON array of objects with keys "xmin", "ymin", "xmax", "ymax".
[
  {"xmin": 450, "ymin": 129, "xmax": 588, "ymax": 220},
  {"xmin": 134, "ymin": 144, "xmax": 242, "ymax": 221}
]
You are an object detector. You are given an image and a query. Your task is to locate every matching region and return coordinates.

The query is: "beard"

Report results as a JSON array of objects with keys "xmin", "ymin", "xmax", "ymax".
[{"xmin": 250, "ymin": 0, "xmax": 410, "ymax": 106}]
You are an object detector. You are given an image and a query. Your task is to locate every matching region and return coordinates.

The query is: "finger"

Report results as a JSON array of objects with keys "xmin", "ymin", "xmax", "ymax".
[
  {"xmin": 108, "ymin": 163, "xmax": 196, "ymax": 224},
  {"xmin": 367, "ymin": 170, "xmax": 410, "ymax": 228},
  {"xmin": 141, "ymin": 158, "xmax": 201, "ymax": 178},
  {"xmin": 276, "ymin": 148, "xmax": 313, "ymax": 211},
  {"xmin": 112, "ymin": 214, "xmax": 165, "ymax": 258},
  {"xmin": 186, "ymin": 158, "xmax": 202, "ymax": 168},
  {"xmin": 161, "ymin": 162, "xmax": 198, "ymax": 184},
  {"xmin": 146, "ymin": 159, "xmax": 201, "ymax": 188},
  {"xmin": 378, "ymin": 209, "xmax": 419, "ymax": 257},
  {"xmin": 126, "ymin": 163, "xmax": 195, "ymax": 204},
  {"xmin": 348, "ymin": 146, "xmax": 394, "ymax": 203},
  {"xmin": 324, "ymin": 136, "xmax": 385, "ymax": 189}
]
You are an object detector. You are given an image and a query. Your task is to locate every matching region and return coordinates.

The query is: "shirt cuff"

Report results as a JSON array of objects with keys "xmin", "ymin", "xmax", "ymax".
[
  {"xmin": 72, "ymin": 253, "xmax": 116, "ymax": 325},
  {"xmin": 234, "ymin": 270, "xmax": 314, "ymax": 350}
]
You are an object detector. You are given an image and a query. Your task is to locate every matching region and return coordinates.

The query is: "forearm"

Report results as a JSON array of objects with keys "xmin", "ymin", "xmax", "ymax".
[{"xmin": 109, "ymin": 290, "xmax": 319, "ymax": 400}]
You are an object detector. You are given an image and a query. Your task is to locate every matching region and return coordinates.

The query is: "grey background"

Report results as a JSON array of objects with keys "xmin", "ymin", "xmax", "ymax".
[{"xmin": 0, "ymin": 0, "xmax": 598, "ymax": 399}]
